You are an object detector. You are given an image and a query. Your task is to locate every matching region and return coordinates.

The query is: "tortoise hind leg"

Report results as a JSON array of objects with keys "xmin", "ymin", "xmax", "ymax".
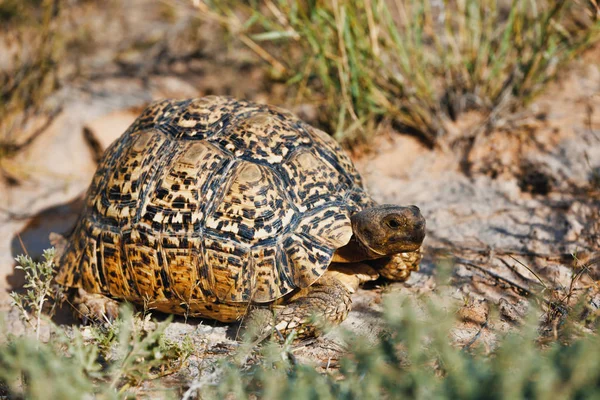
[
  {"xmin": 72, "ymin": 288, "xmax": 119, "ymax": 324},
  {"xmin": 244, "ymin": 272, "xmax": 353, "ymax": 340}
]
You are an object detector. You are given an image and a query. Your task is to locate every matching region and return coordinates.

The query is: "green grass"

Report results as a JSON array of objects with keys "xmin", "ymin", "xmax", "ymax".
[
  {"xmin": 199, "ymin": 0, "xmax": 600, "ymax": 147},
  {"xmin": 10, "ymin": 249, "xmax": 62, "ymax": 341}
]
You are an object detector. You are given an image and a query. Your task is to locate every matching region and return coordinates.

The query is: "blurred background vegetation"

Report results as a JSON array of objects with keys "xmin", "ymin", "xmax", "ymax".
[
  {"xmin": 1, "ymin": 255, "xmax": 599, "ymax": 398},
  {"xmin": 1, "ymin": 0, "xmax": 598, "ymax": 151}
]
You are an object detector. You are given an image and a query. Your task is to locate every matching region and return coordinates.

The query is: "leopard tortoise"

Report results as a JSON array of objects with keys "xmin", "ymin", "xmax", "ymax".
[{"xmin": 52, "ymin": 96, "xmax": 426, "ymax": 338}]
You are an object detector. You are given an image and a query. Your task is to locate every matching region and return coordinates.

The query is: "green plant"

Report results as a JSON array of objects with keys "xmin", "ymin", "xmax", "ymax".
[
  {"xmin": 0, "ymin": 306, "xmax": 192, "ymax": 398},
  {"xmin": 198, "ymin": 0, "xmax": 600, "ymax": 147},
  {"xmin": 193, "ymin": 296, "xmax": 600, "ymax": 400},
  {"xmin": 10, "ymin": 248, "xmax": 62, "ymax": 340},
  {"xmin": 2, "ymin": 250, "xmax": 193, "ymax": 398},
  {"xmin": 0, "ymin": 333, "xmax": 100, "ymax": 399},
  {"xmin": 3, "ymin": 245, "xmax": 600, "ymax": 398},
  {"xmin": 103, "ymin": 309, "xmax": 193, "ymax": 391}
]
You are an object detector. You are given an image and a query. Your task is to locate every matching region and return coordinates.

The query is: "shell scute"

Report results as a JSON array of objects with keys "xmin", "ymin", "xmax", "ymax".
[
  {"xmin": 91, "ymin": 129, "xmax": 170, "ymax": 229},
  {"xmin": 202, "ymin": 236, "xmax": 251, "ymax": 302},
  {"xmin": 122, "ymin": 228, "xmax": 168, "ymax": 300},
  {"xmin": 138, "ymin": 140, "xmax": 231, "ymax": 234},
  {"xmin": 205, "ymin": 161, "xmax": 297, "ymax": 244},
  {"xmin": 283, "ymin": 233, "xmax": 334, "ymax": 288},
  {"xmin": 162, "ymin": 237, "xmax": 203, "ymax": 303},
  {"xmin": 214, "ymin": 110, "xmax": 311, "ymax": 165},
  {"xmin": 99, "ymin": 230, "xmax": 133, "ymax": 299},
  {"xmin": 279, "ymin": 148, "xmax": 353, "ymax": 212}
]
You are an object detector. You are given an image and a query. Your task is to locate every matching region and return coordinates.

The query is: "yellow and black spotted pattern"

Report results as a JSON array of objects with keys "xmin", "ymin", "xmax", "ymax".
[{"xmin": 56, "ymin": 96, "xmax": 375, "ymax": 322}]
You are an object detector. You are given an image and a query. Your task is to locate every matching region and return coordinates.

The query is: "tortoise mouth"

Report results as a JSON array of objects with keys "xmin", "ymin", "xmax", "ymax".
[
  {"xmin": 387, "ymin": 221, "xmax": 426, "ymax": 247},
  {"xmin": 385, "ymin": 235, "xmax": 424, "ymax": 252},
  {"xmin": 363, "ymin": 233, "xmax": 424, "ymax": 256}
]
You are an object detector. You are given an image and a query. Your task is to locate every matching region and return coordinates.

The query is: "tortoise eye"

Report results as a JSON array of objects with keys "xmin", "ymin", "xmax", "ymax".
[{"xmin": 386, "ymin": 219, "xmax": 401, "ymax": 229}]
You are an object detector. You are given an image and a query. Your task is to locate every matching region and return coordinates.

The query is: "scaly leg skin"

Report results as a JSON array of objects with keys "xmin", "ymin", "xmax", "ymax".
[
  {"xmin": 243, "ymin": 272, "xmax": 353, "ymax": 341},
  {"xmin": 327, "ymin": 262, "xmax": 379, "ymax": 293},
  {"xmin": 72, "ymin": 288, "xmax": 119, "ymax": 324},
  {"xmin": 371, "ymin": 248, "xmax": 422, "ymax": 281}
]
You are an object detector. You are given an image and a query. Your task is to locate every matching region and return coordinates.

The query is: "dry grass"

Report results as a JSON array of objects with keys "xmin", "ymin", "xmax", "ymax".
[
  {"xmin": 0, "ymin": 0, "xmax": 66, "ymax": 159},
  {"xmin": 197, "ymin": 0, "xmax": 600, "ymax": 147}
]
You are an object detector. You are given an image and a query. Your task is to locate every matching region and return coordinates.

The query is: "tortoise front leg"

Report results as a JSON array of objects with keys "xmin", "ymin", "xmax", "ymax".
[
  {"xmin": 370, "ymin": 248, "xmax": 422, "ymax": 281},
  {"xmin": 244, "ymin": 272, "xmax": 354, "ymax": 340}
]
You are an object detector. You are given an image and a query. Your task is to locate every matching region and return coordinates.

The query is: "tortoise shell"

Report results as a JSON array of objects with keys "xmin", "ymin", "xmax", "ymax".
[{"xmin": 56, "ymin": 96, "xmax": 375, "ymax": 321}]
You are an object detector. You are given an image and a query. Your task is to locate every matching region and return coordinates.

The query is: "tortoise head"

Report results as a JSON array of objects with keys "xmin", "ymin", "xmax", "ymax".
[{"xmin": 350, "ymin": 205, "xmax": 426, "ymax": 256}]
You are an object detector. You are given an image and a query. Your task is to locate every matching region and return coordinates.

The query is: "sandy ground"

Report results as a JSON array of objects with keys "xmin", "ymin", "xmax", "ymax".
[{"xmin": 1, "ymin": 2, "xmax": 599, "ymax": 392}]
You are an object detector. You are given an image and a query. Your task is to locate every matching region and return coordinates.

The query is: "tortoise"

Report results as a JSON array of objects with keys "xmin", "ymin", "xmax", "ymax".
[{"xmin": 52, "ymin": 96, "xmax": 426, "ymax": 338}]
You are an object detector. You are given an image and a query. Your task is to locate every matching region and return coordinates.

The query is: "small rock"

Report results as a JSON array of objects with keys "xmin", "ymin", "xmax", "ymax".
[
  {"xmin": 499, "ymin": 298, "xmax": 529, "ymax": 323},
  {"xmin": 457, "ymin": 299, "xmax": 489, "ymax": 325}
]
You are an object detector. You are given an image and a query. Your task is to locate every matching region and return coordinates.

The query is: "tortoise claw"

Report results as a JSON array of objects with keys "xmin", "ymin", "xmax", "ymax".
[{"xmin": 74, "ymin": 288, "xmax": 119, "ymax": 324}]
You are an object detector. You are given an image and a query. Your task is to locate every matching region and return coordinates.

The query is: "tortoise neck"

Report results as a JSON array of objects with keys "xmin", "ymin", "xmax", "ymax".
[{"xmin": 331, "ymin": 235, "xmax": 382, "ymax": 263}]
